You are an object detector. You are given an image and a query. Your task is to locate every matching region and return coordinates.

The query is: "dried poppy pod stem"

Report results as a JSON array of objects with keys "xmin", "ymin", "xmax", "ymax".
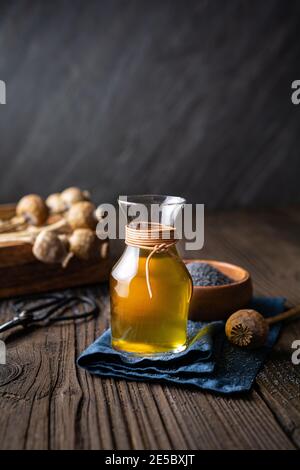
[
  {"xmin": 0, "ymin": 218, "xmax": 68, "ymax": 243},
  {"xmin": 0, "ymin": 194, "xmax": 49, "ymax": 233},
  {"xmin": 225, "ymin": 305, "xmax": 300, "ymax": 349}
]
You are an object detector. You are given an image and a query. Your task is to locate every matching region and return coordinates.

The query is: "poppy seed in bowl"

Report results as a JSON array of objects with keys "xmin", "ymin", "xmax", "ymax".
[{"xmin": 187, "ymin": 262, "xmax": 233, "ymax": 287}]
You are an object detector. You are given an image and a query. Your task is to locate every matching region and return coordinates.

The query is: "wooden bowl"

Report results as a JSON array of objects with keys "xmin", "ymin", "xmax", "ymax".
[{"xmin": 185, "ymin": 259, "xmax": 253, "ymax": 321}]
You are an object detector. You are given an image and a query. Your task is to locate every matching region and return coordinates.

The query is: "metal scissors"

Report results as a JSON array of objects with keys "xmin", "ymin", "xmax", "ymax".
[{"xmin": 0, "ymin": 293, "xmax": 99, "ymax": 334}]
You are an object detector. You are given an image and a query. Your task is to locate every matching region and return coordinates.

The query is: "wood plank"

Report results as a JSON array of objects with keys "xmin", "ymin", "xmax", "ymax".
[
  {"xmin": 1, "ymin": 209, "xmax": 300, "ymax": 449},
  {"xmin": 199, "ymin": 208, "xmax": 300, "ymax": 448},
  {"xmin": 1, "ymin": 283, "xmax": 294, "ymax": 449},
  {"xmin": 256, "ymin": 323, "xmax": 300, "ymax": 448},
  {"xmin": 249, "ymin": 209, "xmax": 300, "ymax": 448},
  {"xmin": 0, "ymin": 204, "xmax": 15, "ymax": 220},
  {"xmin": 0, "ymin": 256, "xmax": 111, "ymax": 298}
]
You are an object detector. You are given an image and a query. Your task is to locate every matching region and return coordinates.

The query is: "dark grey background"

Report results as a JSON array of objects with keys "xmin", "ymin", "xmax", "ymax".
[{"xmin": 0, "ymin": 0, "xmax": 300, "ymax": 209}]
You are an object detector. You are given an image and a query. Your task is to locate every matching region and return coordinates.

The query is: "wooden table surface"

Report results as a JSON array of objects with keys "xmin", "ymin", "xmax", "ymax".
[{"xmin": 0, "ymin": 208, "xmax": 300, "ymax": 450}]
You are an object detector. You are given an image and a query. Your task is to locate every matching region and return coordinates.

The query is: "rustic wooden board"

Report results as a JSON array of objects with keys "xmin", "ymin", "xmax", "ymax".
[
  {"xmin": 0, "ymin": 204, "xmax": 111, "ymax": 298},
  {"xmin": 0, "ymin": 208, "xmax": 300, "ymax": 449}
]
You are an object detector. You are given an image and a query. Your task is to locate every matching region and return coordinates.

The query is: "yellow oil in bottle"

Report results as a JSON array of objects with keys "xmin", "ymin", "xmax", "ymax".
[{"xmin": 110, "ymin": 246, "xmax": 192, "ymax": 354}]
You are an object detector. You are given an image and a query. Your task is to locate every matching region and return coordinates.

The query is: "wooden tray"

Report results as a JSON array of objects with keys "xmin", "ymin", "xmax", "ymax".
[{"xmin": 0, "ymin": 204, "xmax": 112, "ymax": 298}]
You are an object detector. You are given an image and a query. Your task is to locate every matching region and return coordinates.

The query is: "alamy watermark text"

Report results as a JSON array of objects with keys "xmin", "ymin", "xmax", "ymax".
[{"xmin": 0, "ymin": 80, "xmax": 6, "ymax": 104}]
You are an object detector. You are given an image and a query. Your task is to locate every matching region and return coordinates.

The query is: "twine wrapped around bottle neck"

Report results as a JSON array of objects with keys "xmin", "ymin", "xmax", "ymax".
[{"xmin": 125, "ymin": 222, "xmax": 178, "ymax": 298}]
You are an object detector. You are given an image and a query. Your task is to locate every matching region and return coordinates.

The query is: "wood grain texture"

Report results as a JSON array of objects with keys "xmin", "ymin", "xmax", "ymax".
[
  {"xmin": 1, "ymin": 208, "xmax": 300, "ymax": 449},
  {"xmin": 0, "ymin": 0, "xmax": 300, "ymax": 209}
]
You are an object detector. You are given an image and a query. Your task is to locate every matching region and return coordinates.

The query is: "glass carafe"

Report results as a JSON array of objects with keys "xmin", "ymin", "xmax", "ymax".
[{"xmin": 110, "ymin": 195, "xmax": 192, "ymax": 355}]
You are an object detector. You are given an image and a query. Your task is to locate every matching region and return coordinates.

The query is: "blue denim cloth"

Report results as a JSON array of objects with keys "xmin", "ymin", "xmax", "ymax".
[{"xmin": 77, "ymin": 297, "xmax": 285, "ymax": 394}]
